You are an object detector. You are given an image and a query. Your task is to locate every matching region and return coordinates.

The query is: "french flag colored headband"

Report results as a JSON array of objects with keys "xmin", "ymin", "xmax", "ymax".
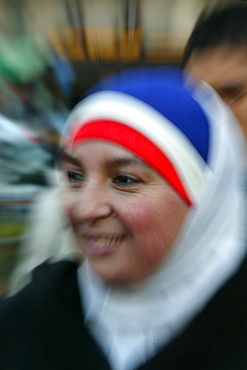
[{"xmin": 63, "ymin": 67, "xmax": 211, "ymax": 206}]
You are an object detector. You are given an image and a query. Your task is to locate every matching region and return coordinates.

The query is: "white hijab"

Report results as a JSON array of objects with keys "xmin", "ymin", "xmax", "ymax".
[{"xmin": 78, "ymin": 83, "xmax": 247, "ymax": 370}]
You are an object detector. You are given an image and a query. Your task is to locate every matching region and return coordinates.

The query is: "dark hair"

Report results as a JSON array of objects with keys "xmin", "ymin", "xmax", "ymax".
[{"xmin": 181, "ymin": 4, "xmax": 247, "ymax": 67}]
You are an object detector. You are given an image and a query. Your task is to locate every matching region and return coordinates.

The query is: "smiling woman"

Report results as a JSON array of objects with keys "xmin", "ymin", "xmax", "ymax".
[
  {"xmin": 1, "ymin": 66, "xmax": 247, "ymax": 370},
  {"xmin": 61, "ymin": 141, "xmax": 188, "ymax": 285}
]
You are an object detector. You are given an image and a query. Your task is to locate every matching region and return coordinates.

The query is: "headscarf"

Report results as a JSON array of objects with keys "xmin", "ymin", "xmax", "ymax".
[
  {"xmin": 63, "ymin": 67, "xmax": 247, "ymax": 370},
  {"xmin": 63, "ymin": 67, "xmax": 211, "ymax": 206}
]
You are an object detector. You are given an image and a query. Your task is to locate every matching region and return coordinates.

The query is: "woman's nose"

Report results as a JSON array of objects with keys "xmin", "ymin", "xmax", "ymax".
[{"xmin": 72, "ymin": 182, "xmax": 113, "ymax": 223}]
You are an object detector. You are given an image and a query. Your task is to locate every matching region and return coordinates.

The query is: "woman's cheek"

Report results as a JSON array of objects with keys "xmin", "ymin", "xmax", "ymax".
[
  {"xmin": 120, "ymin": 192, "xmax": 188, "ymax": 257},
  {"xmin": 120, "ymin": 191, "xmax": 177, "ymax": 230},
  {"xmin": 119, "ymin": 197, "xmax": 156, "ymax": 232}
]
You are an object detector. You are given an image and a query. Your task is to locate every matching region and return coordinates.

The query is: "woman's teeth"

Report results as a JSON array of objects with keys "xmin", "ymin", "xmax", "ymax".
[
  {"xmin": 92, "ymin": 236, "xmax": 122, "ymax": 247},
  {"xmin": 76, "ymin": 226, "xmax": 124, "ymax": 248}
]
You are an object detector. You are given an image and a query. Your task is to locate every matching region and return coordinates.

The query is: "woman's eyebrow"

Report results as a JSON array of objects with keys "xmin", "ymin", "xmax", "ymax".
[
  {"xmin": 59, "ymin": 151, "xmax": 149, "ymax": 170},
  {"xmin": 58, "ymin": 150, "xmax": 82, "ymax": 167}
]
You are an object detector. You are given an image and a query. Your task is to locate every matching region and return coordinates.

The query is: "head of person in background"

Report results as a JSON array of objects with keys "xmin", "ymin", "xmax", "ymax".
[{"xmin": 181, "ymin": 3, "xmax": 247, "ymax": 138}]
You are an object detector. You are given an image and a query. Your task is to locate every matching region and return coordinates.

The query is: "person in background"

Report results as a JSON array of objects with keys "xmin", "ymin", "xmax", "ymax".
[
  {"xmin": 181, "ymin": 2, "xmax": 247, "ymax": 138},
  {"xmin": 1, "ymin": 66, "xmax": 247, "ymax": 369}
]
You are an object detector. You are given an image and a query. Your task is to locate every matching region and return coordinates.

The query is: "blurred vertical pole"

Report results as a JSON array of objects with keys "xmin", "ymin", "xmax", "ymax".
[
  {"xmin": 119, "ymin": 0, "xmax": 142, "ymax": 61},
  {"xmin": 64, "ymin": 0, "xmax": 88, "ymax": 61}
]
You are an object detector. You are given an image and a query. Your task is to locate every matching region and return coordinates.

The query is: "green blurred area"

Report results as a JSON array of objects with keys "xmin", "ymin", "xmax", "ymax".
[
  {"xmin": 0, "ymin": 221, "xmax": 27, "ymax": 296},
  {"xmin": 0, "ymin": 221, "xmax": 27, "ymax": 239}
]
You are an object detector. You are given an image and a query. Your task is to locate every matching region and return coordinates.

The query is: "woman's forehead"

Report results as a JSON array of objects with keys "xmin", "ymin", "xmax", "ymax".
[
  {"xmin": 71, "ymin": 141, "xmax": 151, "ymax": 168},
  {"xmin": 73, "ymin": 140, "xmax": 135, "ymax": 156}
]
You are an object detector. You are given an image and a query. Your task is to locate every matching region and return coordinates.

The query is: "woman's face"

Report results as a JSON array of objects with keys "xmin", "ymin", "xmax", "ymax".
[{"xmin": 62, "ymin": 141, "xmax": 189, "ymax": 285}]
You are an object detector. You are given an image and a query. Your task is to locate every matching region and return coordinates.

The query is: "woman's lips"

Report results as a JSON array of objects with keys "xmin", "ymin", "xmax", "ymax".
[{"xmin": 78, "ymin": 234, "xmax": 125, "ymax": 256}]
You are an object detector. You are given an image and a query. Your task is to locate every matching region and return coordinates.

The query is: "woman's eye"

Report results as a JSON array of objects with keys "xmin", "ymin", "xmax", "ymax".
[
  {"xmin": 67, "ymin": 170, "xmax": 84, "ymax": 183},
  {"xmin": 113, "ymin": 175, "xmax": 139, "ymax": 185}
]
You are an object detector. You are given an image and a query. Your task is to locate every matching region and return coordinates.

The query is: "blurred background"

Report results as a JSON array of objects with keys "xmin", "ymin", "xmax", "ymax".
[{"xmin": 0, "ymin": 0, "xmax": 235, "ymax": 295}]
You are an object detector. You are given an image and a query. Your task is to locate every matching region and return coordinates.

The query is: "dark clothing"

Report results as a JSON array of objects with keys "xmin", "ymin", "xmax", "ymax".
[{"xmin": 1, "ymin": 257, "xmax": 247, "ymax": 370}]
